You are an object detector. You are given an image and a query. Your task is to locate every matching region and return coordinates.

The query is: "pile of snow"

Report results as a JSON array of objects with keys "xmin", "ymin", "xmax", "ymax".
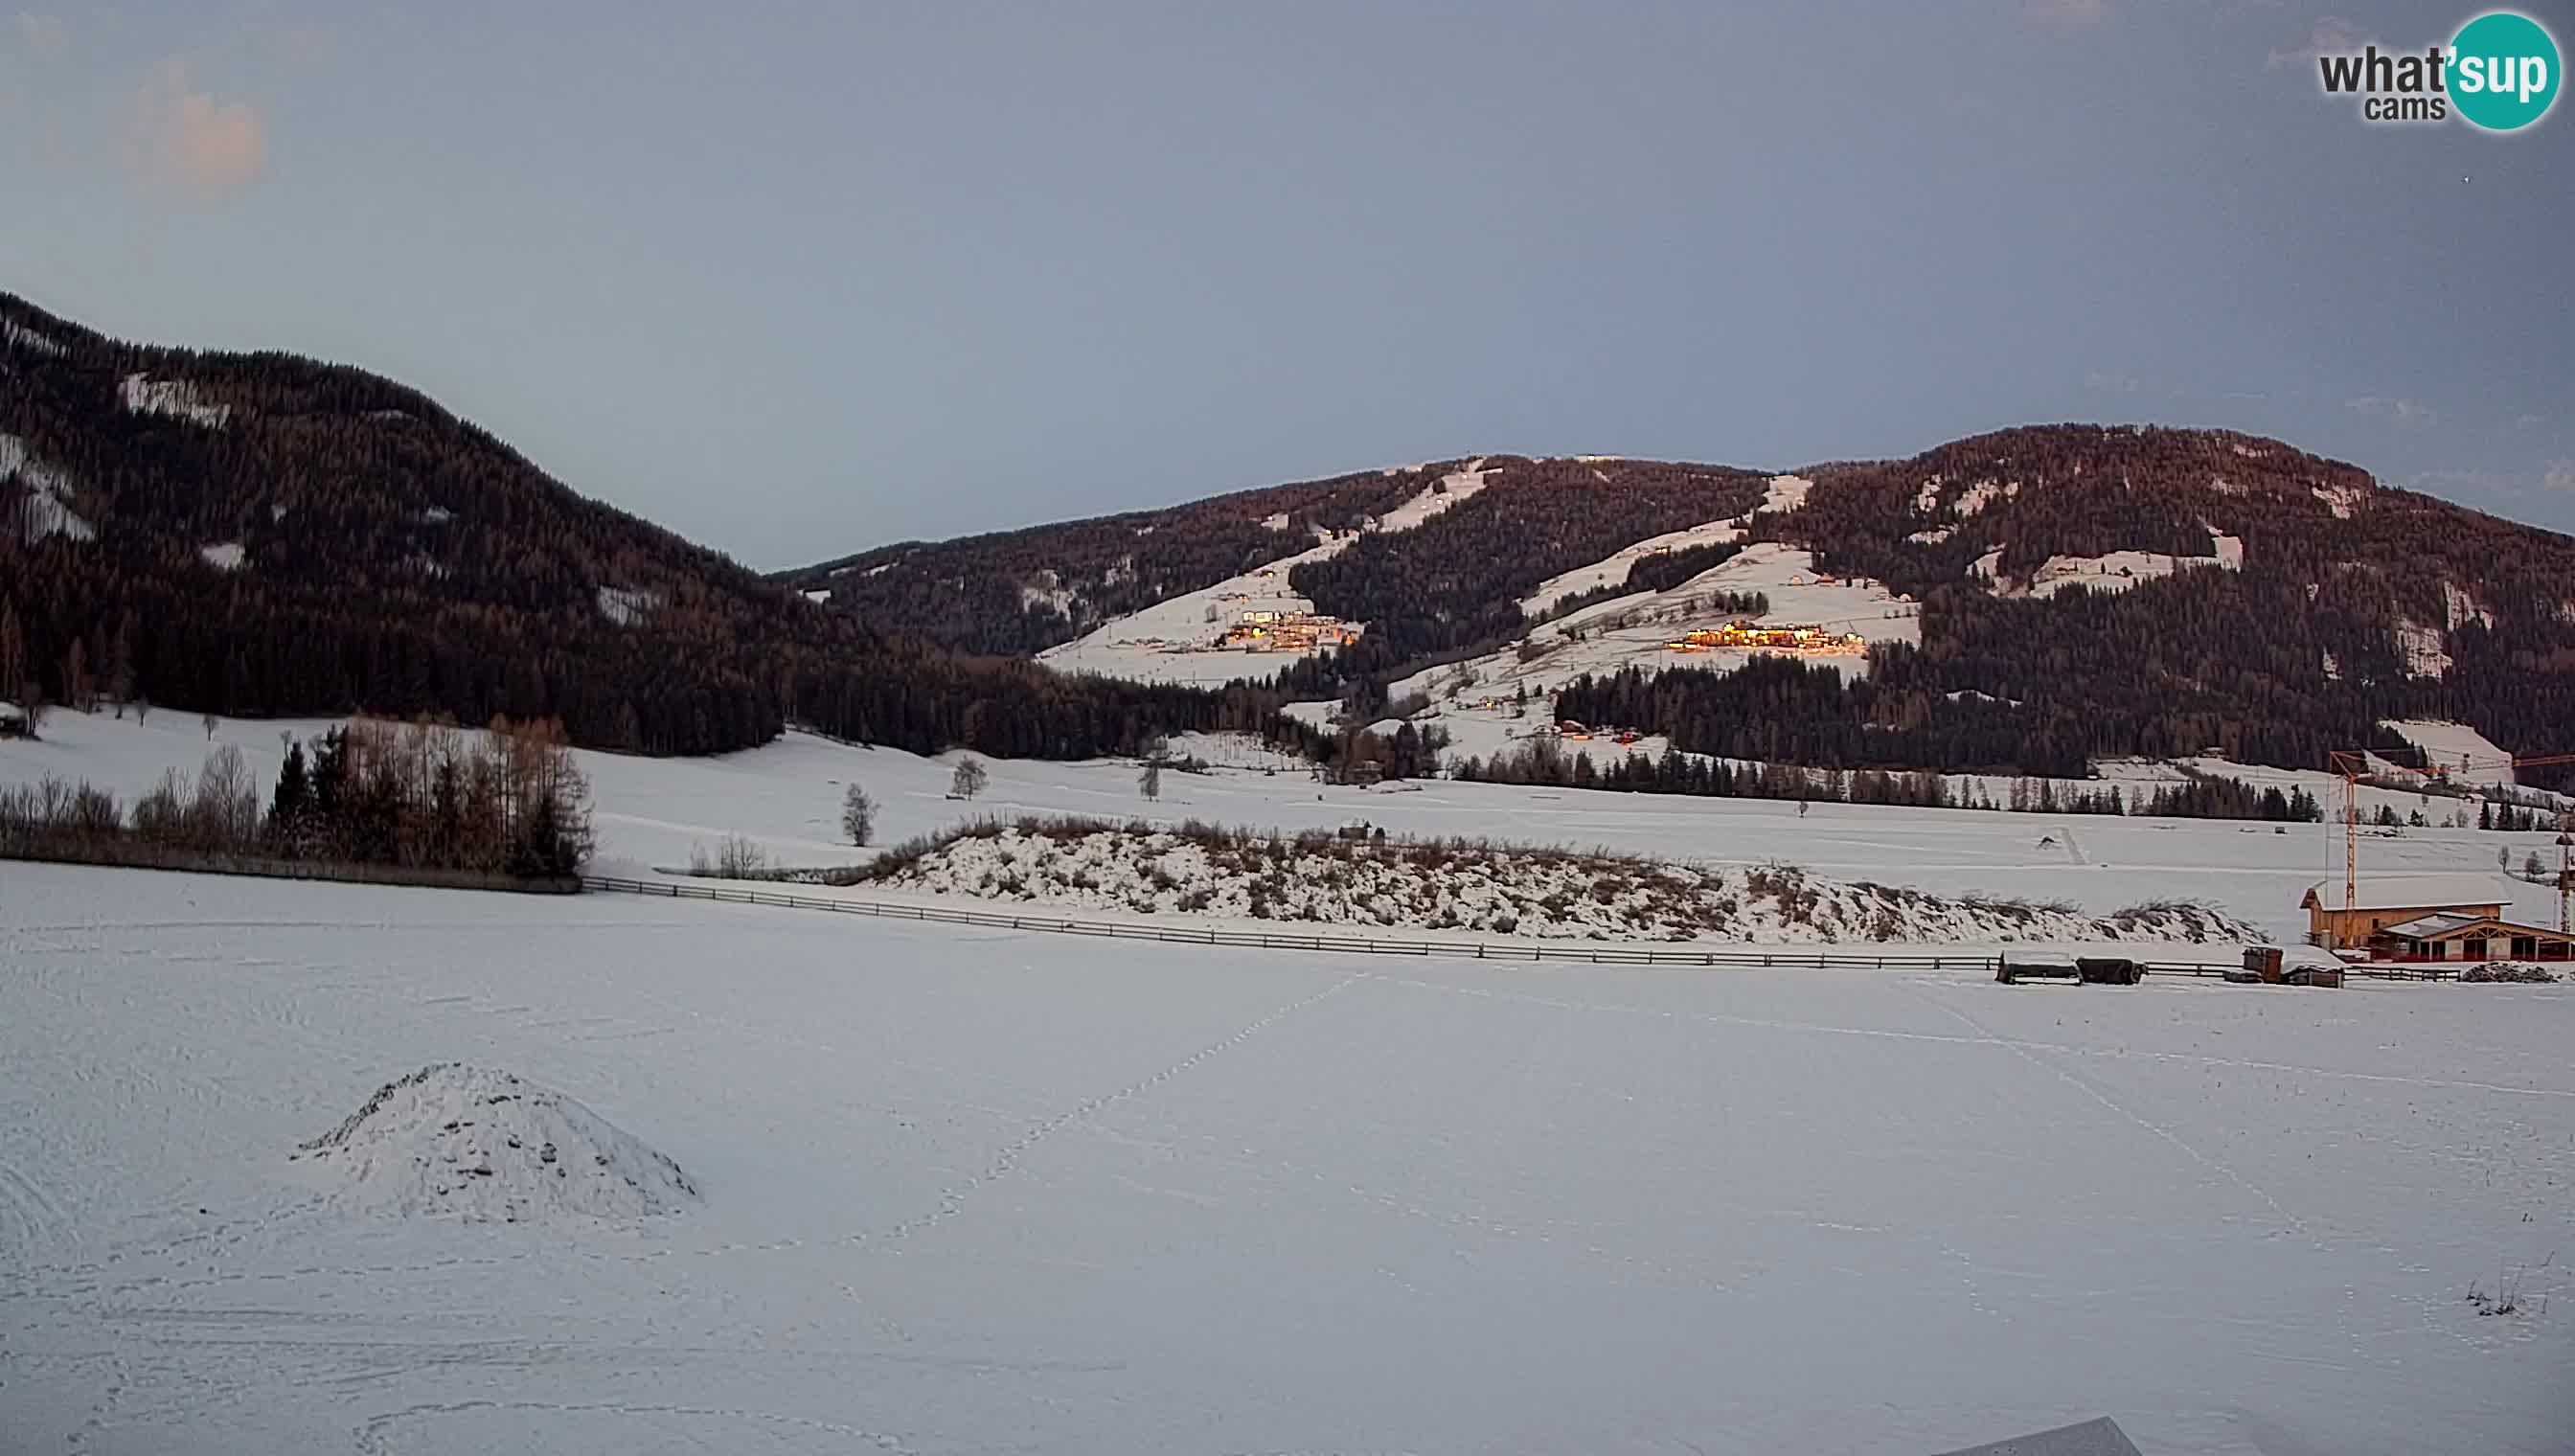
[
  {"xmin": 292, "ymin": 1064, "xmax": 695, "ymax": 1223},
  {"xmin": 198, "ymin": 540, "xmax": 245, "ymax": 571},
  {"xmin": 119, "ymin": 373, "xmax": 231, "ymax": 429},
  {"xmin": 865, "ymin": 823, "xmax": 2262, "ymax": 944}
]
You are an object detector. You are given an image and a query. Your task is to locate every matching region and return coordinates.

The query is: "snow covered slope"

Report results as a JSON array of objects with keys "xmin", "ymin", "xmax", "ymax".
[
  {"xmin": 1517, "ymin": 514, "xmax": 1746, "ymax": 618},
  {"xmin": 3, "ymin": 863, "xmax": 2568, "ymax": 1454},
  {"xmin": 1036, "ymin": 464, "xmax": 1492, "ymax": 686}
]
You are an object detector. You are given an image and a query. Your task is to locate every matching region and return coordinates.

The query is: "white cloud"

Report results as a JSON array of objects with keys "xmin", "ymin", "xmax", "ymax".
[
  {"xmin": 2546, "ymin": 461, "xmax": 2575, "ymax": 494},
  {"xmin": 2346, "ymin": 396, "xmax": 2436, "ymax": 426},
  {"xmin": 2269, "ymin": 16, "xmax": 2369, "ymax": 70},
  {"xmin": 2085, "ymin": 369, "xmax": 2139, "ymax": 394},
  {"xmin": 125, "ymin": 59, "xmax": 267, "ymax": 201},
  {"xmin": 2025, "ymin": 0, "xmax": 2108, "ymax": 28},
  {"xmin": 13, "ymin": 11, "xmax": 65, "ymax": 61},
  {"xmin": 2517, "ymin": 414, "xmax": 2547, "ymax": 430}
]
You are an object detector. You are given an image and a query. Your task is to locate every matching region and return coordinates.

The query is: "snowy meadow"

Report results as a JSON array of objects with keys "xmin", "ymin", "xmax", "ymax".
[{"xmin": 3, "ymin": 863, "xmax": 2572, "ymax": 1454}]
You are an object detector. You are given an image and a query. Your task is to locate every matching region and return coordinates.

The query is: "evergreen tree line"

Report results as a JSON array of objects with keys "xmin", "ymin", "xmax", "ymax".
[{"xmin": 1448, "ymin": 733, "xmax": 2328, "ymax": 823}]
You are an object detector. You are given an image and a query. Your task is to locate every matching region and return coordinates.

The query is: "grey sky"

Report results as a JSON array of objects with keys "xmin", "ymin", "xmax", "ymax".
[{"xmin": 4, "ymin": 1, "xmax": 2568, "ymax": 568}]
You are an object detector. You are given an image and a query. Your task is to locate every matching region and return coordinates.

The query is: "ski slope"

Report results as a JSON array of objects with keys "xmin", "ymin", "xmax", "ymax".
[
  {"xmin": 1036, "ymin": 465, "xmax": 1491, "ymax": 687},
  {"xmin": 2, "ymin": 863, "xmax": 2569, "ymax": 1454},
  {"xmin": 8, "ymin": 706, "xmax": 2570, "ymax": 944}
]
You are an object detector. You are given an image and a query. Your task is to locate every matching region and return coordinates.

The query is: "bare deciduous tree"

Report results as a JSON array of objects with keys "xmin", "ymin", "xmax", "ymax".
[
  {"xmin": 949, "ymin": 758, "xmax": 989, "ymax": 801},
  {"xmin": 841, "ymin": 784, "xmax": 877, "ymax": 846}
]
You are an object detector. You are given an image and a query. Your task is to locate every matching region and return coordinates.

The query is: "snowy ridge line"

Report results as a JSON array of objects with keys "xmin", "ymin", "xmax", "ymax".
[{"xmin": 581, "ymin": 876, "xmax": 2441, "ymax": 975}]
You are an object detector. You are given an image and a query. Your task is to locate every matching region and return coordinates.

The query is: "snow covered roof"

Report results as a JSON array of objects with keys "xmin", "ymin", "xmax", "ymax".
[
  {"xmin": 2378, "ymin": 912, "xmax": 2490, "ymax": 939},
  {"xmin": 2300, "ymin": 874, "xmax": 2508, "ymax": 912},
  {"xmin": 2379, "ymin": 910, "xmax": 2566, "ymax": 941}
]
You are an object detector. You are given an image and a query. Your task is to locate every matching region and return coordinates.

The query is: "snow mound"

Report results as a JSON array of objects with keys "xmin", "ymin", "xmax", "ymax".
[{"xmin": 293, "ymin": 1064, "xmax": 695, "ymax": 1222}]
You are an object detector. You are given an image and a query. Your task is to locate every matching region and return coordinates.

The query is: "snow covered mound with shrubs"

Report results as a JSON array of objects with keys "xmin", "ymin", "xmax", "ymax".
[
  {"xmin": 864, "ymin": 819, "xmax": 2262, "ymax": 944},
  {"xmin": 292, "ymin": 1064, "xmax": 695, "ymax": 1222}
]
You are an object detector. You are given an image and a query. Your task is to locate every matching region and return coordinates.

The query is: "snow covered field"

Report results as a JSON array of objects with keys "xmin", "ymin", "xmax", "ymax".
[
  {"xmin": 3, "ymin": 864, "xmax": 2569, "ymax": 1454},
  {"xmin": 8, "ymin": 707, "xmax": 2571, "ymax": 945}
]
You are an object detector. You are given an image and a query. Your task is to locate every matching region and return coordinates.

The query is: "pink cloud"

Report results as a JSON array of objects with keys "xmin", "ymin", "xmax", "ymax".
[{"xmin": 125, "ymin": 60, "xmax": 266, "ymax": 201}]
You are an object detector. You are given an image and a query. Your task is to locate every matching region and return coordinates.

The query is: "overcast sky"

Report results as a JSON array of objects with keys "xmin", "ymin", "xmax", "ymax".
[{"xmin": 4, "ymin": 1, "xmax": 2568, "ymax": 568}]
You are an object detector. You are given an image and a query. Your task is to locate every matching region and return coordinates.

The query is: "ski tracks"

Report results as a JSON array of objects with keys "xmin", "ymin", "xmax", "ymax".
[{"xmin": 853, "ymin": 972, "xmax": 1360, "ymax": 1250}]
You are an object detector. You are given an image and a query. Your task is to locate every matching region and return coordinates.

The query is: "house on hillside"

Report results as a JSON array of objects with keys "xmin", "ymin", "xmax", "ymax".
[{"xmin": 2299, "ymin": 875, "xmax": 2506, "ymax": 951}]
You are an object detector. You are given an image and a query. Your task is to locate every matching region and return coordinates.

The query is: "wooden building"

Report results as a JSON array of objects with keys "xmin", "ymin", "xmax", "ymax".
[
  {"xmin": 2298, "ymin": 875, "xmax": 2505, "ymax": 950},
  {"xmin": 2369, "ymin": 911, "xmax": 2572, "ymax": 963}
]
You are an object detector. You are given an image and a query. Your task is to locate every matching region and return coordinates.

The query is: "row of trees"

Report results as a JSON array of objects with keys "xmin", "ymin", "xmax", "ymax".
[
  {"xmin": 0, "ymin": 716, "xmax": 595, "ymax": 877},
  {"xmin": 1448, "ymin": 733, "xmax": 2333, "ymax": 823}
]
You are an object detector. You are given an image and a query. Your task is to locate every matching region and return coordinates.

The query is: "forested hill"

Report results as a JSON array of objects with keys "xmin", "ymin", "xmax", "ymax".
[
  {"xmin": 0, "ymin": 291, "xmax": 1288, "ymax": 759},
  {"xmin": 776, "ymin": 456, "xmax": 1772, "ymax": 656},
  {"xmin": 1575, "ymin": 426, "xmax": 2575, "ymax": 787},
  {"xmin": 786, "ymin": 423, "xmax": 2575, "ymax": 786}
]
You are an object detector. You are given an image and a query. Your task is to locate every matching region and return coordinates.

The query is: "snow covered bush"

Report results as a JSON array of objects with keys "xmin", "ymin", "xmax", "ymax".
[{"xmin": 856, "ymin": 816, "xmax": 2265, "ymax": 944}]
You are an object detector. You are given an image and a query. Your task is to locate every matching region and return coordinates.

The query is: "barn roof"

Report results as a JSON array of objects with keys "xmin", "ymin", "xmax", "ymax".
[
  {"xmin": 2378, "ymin": 912, "xmax": 2567, "ymax": 941},
  {"xmin": 2299, "ymin": 874, "xmax": 2509, "ymax": 912}
]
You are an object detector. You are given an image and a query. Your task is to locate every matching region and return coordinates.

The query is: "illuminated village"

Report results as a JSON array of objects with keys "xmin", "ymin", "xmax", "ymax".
[
  {"xmin": 1219, "ymin": 608, "xmax": 1364, "ymax": 653},
  {"xmin": 1664, "ymin": 621, "xmax": 1867, "ymax": 655}
]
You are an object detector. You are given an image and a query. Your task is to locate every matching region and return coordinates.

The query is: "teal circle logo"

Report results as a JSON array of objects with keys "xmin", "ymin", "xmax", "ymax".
[{"xmin": 2450, "ymin": 11, "xmax": 2560, "ymax": 131}]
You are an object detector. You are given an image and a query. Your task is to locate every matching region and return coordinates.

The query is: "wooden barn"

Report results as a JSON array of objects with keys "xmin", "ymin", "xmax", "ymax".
[
  {"xmin": 2369, "ymin": 911, "xmax": 2572, "ymax": 964},
  {"xmin": 2298, "ymin": 875, "xmax": 2505, "ymax": 951}
]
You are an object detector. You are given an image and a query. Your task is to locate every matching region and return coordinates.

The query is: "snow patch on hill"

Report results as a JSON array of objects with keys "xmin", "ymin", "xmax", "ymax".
[
  {"xmin": 1518, "ymin": 515, "xmax": 1748, "ymax": 618},
  {"xmin": 1376, "ymin": 462, "xmax": 1492, "ymax": 532},
  {"xmin": 1760, "ymin": 474, "xmax": 1812, "ymax": 514},
  {"xmin": 1954, "ymin": 479, "xmax": 2019, "ymax": 516},
  {"xmin": 597, "ymin": 585, "xmax": 660, "ymax": 626},
  {"xmin": 2395, "ymin": 621, "xmax": 2451, "ymax": 678},
  {"xmin": 1906, "ymin": 526, "xmax": 1956, "ymax": 545},
  {"xmin": 2443, "ymin": 581, "xmax": 2495, "ymax": 631},
  {"xmin": 867, "ymin": 823, "xmax": 2260, "ymax": 944},
  {"xmin": 1, "ymin": 319, "xmax": 65, "ymax": 356},
  {"xmin": 2018, "ymin": 546, "xmax": 2239, "ymax": 599},
  {"xmin": 1403, "ymin": 542, "xmax": 1917, "ymax": 737},
  {"xmin": 2313, "ymin": 482, "xmax": 2366, "ymax": 518},
  {"xmin": 290, "ymin": 1064, "xmax": 695, "ymax": 1223},
  {"xmin": 2384, "ymin": 720, "xmax": 2513, "ymax": 785},
  {"xmin": 1038, "ymin": 466, "xmax": 1494, "ymax": 687},
  {"xmin": 1, "ymin": 433, "xmax": 95, "ymax": 543},
  {"xmin": 119, "ymin": 373, "xmax": 231, "ymax": 429},
  {"xmin": 199, "ymin": 541, "xmax": 245, "ymax": 571}
]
